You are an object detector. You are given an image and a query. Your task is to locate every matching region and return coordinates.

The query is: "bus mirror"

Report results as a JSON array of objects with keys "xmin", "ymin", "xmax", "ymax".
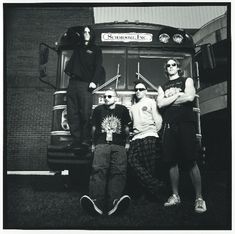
[
  {"xmin": 39, "ymin": 46, "xmax": 49, "ymax": 77},
  {"xmin": 39, "ymin": 46, "xmax": 49, "ymax": 65},
  {"xmin": 39, "ymin": 64, "xmax": 47, "ymax": 77},
  {"xmin": 201, "ymin": 44, "xmax": 216, "ymax": 69}
]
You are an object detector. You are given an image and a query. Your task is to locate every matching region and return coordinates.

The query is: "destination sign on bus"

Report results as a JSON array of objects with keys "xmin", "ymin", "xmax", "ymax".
[{"xmin": 101, "ymin": 32, "xmax": 153, "ymax": 43}]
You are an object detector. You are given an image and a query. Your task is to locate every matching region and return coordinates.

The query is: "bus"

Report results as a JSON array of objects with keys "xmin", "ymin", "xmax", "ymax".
[{"xmin": 39, "ymin": 21, "xmax": 214, "ymax": 171}]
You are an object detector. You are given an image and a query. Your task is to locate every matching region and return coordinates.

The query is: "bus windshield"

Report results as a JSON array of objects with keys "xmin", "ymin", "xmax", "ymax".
[{"xmin": 60, "ymin": 48, "xmax": 192, "ymax": 90}]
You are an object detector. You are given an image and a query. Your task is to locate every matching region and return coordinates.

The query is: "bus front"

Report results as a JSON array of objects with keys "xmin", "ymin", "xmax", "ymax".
[{"xmin": 48, "ymin": 22, "xmax": 197, "ymax": 170}]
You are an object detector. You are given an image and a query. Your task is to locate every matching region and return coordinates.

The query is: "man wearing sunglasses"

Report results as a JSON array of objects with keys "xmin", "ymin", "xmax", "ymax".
[
  {"xmin": 128, "ymin": 80, "xmax": 163, "ymax": 201},
  {"xmin": 80, "ymin": 89, "xmax": 131, "ymax": 216},
  {"xmin": 157, "ymin": 58, "xmax": 207, "ymax": 213}
]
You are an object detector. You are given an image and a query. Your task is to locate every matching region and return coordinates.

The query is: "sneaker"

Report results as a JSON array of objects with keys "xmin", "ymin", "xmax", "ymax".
[
  {"xmin": 108, "ymin": 195, "xmax": 131, "ymax": 216},
  {"xmin": 164, "ymin": 194, "xmax": 181, "ymax": 207},
  {"xmin": 80, "ymin": 195, "xmax": 103, "ymax": 216},
  {"xmin": 195, "ymin": 198, "xmax": 207, "ymax": 213}
]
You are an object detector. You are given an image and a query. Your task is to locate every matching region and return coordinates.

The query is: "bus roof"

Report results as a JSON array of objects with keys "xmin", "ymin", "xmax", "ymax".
[{"xmin": 57, "ymin": 21, "xmax": 194, "ymax": 50}]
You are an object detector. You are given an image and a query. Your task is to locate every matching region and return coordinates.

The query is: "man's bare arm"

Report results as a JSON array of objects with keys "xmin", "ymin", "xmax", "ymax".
[
  {"xmin": 174, "ymin": 78, "xmax": 196, "ymax": 104},
  {"xmin": 157, "ymin": 86, "xmax": 180, "ymax": 108}
]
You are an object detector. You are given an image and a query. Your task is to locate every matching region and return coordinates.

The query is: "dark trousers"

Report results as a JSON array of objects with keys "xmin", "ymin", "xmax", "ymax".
[
  {"xmin": 89, "ymin": 144, "xmax": 127, "ymax": 210},
  {"xmin": 67, "ymin": 79, "xmax": 93, "ymax": 143},
  {"xmin": 161, "ymin": 122, "xmax": 197, "ymax": 163},
  {"xmin": 128, "ymin": 136, "xmax": 161, "ymax": 196}
]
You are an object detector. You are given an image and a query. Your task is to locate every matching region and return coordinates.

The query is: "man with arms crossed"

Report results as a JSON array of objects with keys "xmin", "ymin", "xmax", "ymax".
[{"xmin": 157, "ymin": 58, "xmax": 206, "ymax": 213}]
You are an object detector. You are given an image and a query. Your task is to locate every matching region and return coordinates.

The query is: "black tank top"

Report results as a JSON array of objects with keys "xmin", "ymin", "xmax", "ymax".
[{"xmin": 161, "ymin": 77, "xmax": 196, "ymax": 123}]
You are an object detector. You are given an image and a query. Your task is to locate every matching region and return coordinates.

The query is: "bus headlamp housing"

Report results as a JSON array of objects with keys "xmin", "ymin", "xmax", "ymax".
[
  {"xmin": 159, "ymin": 33, "xmax": 170, "ymax": 43},
  {"xmin": 173, "ymin": 34, "xmax": 184, "ymax": 44}
]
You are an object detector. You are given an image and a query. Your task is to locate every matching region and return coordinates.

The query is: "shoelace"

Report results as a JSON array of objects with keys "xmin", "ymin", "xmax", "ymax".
[
  {"xmin": 196, "ymin": 199, "xmax": 204, "ymax": 208},
  {"xmin": 168, "ymin": 195, "xmax": 178, "ymax": 202}
]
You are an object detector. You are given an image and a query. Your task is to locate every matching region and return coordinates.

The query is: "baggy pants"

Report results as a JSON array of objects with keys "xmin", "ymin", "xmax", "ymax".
[{"xmin": 128, "ymin": 136, "xmax": 161, "ymax": 195}]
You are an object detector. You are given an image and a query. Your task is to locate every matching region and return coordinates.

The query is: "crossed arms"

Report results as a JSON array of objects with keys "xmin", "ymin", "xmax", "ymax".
[{"xmin": 157, "ymin": 77, "xmax": 196, "ymax": 109}]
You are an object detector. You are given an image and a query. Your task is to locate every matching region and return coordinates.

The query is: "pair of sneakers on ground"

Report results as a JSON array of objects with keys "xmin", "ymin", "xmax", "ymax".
[
  {"xmin": 80, "ymin": 195, "xmax": 131, "ymax": 216},
  {"xmin": 164, "ymin": 194, "xmax": 207, "ymax": 213}
]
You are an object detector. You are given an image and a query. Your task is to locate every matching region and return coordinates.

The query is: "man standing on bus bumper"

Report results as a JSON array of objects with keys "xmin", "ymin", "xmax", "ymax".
[
  {"xmin": 80, "ymin": 89, "xmax": 131, "ymax": 216},
  {"xmin": 128, "ymin": 81, "xmax": 163, "ymax": 200},
  {"xmin": 65, "ymin": 25, "xmax": 103, "ymax": 148},
  {"xmin": 157, "ymin": 58, "xmax": 207, "ymax": 213}
]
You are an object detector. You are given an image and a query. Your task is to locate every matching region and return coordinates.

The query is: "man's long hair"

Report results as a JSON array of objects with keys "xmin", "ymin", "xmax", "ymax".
[
  {"xmin": 164, "ymin": 58, "xmax": 184, "ymax": 77},
  {"xmin": 82, "ymin": 25, "xmax": 96, "ymax": 45}
]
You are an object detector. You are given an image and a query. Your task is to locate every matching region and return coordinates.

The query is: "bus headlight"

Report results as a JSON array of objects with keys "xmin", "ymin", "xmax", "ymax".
[
  {"xmin": 173, "ymin": 34, "xmax": 184, "ymax": 44},
  {"xmin": 159, "ymin": 33, "xmax": 170, "ymax": 43}
]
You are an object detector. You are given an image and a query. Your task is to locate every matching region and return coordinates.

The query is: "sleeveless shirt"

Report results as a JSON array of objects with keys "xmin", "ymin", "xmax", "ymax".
[{"xmin": 161, "ymin": 77, "xmax": 196, "ymax": 123}]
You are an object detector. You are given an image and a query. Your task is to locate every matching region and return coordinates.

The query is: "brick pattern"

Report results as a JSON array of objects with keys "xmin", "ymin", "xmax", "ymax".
[
  {"xmin": 6, "ymin": 6, "xmax": 94, "ymax": 170},
  {"xmin": 7, "ymin": 88, "xmax": 53, "ymax": 170}
]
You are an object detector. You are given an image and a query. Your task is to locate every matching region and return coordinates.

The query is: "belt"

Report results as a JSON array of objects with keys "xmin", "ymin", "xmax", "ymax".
[{"xmin": 106, "ymin": 141, "xmax": 113, "ymax": 144}]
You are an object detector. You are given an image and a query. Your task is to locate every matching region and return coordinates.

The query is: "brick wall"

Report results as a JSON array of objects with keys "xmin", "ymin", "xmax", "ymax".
[{"xmin": 5, "ymin": 5, "xmax": 94, "ymax": 170}]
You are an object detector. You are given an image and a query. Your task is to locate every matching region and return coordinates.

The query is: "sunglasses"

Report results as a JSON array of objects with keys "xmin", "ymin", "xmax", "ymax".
[
  {"xmin": 104, "ymin": 95, "xmax": 114, "ymax": 99},
  {"xmin": 166, "ymin": 63, "xmax": 177, "ymax": 68},
  {"xmin": 135, "ymin": 88, "xmax": 146, "ymax": 92}
]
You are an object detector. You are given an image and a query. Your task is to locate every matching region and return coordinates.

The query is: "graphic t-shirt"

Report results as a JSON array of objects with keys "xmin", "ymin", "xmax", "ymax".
[
  {"xmin": 92, "ymin": 104, "xmax": 131, "ymax": 146},
  {"xmin": 161, "ymin": 77, "xmax": 196, "ymax": 123}
]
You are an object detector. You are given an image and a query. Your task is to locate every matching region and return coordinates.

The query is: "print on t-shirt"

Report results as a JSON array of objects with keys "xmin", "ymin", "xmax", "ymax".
[
  {"xmin": 164, "ymin": 87, "xmax": 182, "ymax": 98},
  {"xmin": 142, "ymin": 106, "xmax": 148, "ymax": 111},
  {"xmin": 101, "ymin": 114, "xmax": 122, "ymax": 141}
]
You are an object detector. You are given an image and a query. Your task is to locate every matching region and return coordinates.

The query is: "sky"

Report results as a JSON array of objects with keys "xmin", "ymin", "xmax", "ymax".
[{"xmin": 94, "ymin": 5, "xmax": 227, "ymax": 29}]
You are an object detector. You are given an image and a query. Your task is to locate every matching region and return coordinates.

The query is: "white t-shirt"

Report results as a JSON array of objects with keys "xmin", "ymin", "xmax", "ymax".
[{"xmin": 130, "ymin": 97, "xmax": 161, "ymax": 141}]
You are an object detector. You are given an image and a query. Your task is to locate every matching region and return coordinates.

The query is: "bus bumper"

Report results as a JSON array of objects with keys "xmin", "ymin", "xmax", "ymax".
[{"xmin": 47, "ymin": 145, "xmax": 92, "ymax": 170}]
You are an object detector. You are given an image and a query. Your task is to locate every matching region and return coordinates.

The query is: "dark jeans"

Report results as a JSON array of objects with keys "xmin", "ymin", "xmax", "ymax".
[
  {"xmin": 89, "ymin": 144, "xmax": 127, "ymax": 210},
  {"xmin": 67, "ymin": 79, "xmax": 93, "ymax": 143}
]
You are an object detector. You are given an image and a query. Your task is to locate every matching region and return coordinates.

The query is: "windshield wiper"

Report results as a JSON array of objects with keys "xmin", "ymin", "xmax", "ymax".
[
  {"xmin": 92, "ymin": 64, "xmax": 121, "ymax": 93},
  {"xmin": 136, "ymin": 62, "xmax": 158, "ymax": 92}
]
